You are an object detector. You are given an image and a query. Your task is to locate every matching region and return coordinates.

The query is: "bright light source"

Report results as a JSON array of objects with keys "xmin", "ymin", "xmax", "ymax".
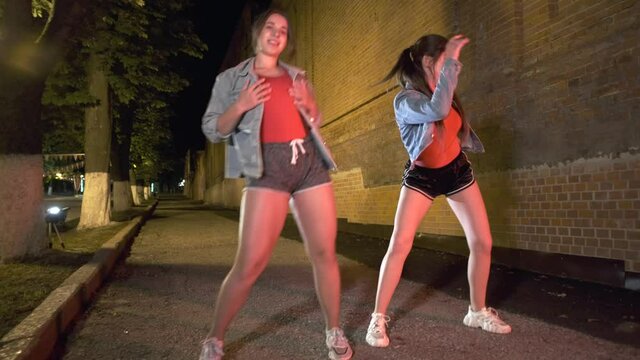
[
  {"xmin": 178, "ymin": 179, "xmax": 185, "ymax": 187},
  {"xmin": 47, "ymin": 206, "xmax": 61, "ymax": 215},
  {"xmin": 45, "ymin": 206, "xmax": 69, "ymax": 224},
  {"xmin": 55, "ymin": 172, "xmax": 63, "ymax": 179}
]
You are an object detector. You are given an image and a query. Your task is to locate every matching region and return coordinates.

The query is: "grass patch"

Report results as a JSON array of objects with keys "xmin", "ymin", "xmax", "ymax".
[{"xmin": 0, "ymin": 206, "xmax": 149, "ymax": 338}]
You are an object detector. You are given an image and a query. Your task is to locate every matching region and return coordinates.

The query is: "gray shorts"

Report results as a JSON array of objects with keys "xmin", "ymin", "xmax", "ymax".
[{"xmin": 246, "ymin": 136, "xmax": 331, "ymax": 194}]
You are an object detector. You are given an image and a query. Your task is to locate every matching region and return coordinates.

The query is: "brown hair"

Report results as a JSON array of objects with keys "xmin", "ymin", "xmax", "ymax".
[
  {"xmin": 251, "ymin": 8, "xmax": 296, "ymax": 58},
  {"xmin": 382, "ymin": 34, "xmax": 469, "ymax": 139}
]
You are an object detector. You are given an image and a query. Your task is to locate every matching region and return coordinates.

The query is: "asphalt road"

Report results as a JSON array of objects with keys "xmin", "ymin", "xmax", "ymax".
[{"xmin": 60, "ymin": 197, "xmax": 640, "ymax": 359}]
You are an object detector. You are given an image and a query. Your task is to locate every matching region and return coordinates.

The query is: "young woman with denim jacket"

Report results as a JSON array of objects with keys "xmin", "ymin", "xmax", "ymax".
[
  {"xmin": 365, "ymin": 34, "xmax": 512, "ymax": 348},
  {"xmin": 199, "ymin": 9, "xmax": 352, "ymax": 360}
]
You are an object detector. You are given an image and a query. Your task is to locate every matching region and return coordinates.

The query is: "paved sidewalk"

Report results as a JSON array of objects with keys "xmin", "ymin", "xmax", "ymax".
[{"xmin": 61, "ymin": 197, "xmax": 640, "ymax": 359}]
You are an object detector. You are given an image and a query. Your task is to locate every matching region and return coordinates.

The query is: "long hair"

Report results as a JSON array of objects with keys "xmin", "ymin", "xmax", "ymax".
[
  {"xmin": 251, "ymin": 8, "xmax": 296, "ymax": 58},
  {"xmin": 381, "ymin": 34, "xmax": 469, "ymax": 140}
]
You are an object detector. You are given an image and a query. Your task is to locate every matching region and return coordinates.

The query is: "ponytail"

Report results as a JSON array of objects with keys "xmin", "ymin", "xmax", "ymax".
[
  {"xmin": 380, "ymin": 47, "xmax": 416, "ymax": 86},
  {"xmin": 381, "ymin": 35, "xmax": 471, "ymax": 142}
]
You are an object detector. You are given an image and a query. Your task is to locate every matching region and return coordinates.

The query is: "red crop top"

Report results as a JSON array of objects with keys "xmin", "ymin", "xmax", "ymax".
[
  {"xmin": 415, "ymin": 108, "xmax": 462, "ymax": 168},
  {"xmin": 260, "ymin": 73, "xmax": 308, "ymax": 143}
]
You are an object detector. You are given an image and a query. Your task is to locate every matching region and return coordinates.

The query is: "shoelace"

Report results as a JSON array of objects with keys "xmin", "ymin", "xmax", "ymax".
[
  {"xmin": 201, "ymin": 338, "xmax": 224, "ymax": 357},
  {"xmin": 328, "ymin": 328, "xmax": 349, "ymax": 348},
  {"xmin": 369, "ymin": 314, "xmax": 390, "ymax": 334},
  {"xmin": 483, "ymin": 307, "xmax": 507, "ymax": 326},
  {"xmin": 289, "ymin": 138, "xmax": 306, "ymax": 165}
]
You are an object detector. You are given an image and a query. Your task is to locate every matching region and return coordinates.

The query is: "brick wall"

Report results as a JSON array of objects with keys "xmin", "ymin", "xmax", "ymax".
[
  {"xmin": 202, "ymin": 0, "xmax": 639, "ymax": 273},
  {"xmin": 272, "ymin": 0, "xmax": 640, "ymax": 273}
]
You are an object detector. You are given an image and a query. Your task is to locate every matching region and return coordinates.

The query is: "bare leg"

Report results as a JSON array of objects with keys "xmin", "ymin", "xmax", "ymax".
[
  {"xmin": 290, "ymin": 183, "xmax": 341, "ymax": 330},
  {"xmin": 447, "ymin": 182, "xmax": 492, "ymax": 311},
  {"xmin": 206, "ymin": 188, "xmax": 290, "ymax": 340},
  {"xmin": 374, "ymin": 187, "xmax": 432, "ymax": 315}
]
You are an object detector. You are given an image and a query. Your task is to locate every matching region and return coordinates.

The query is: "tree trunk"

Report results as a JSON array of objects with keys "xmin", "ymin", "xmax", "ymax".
[
  {"xmin": 129, "ymin": 169, "xmax": 142, "ymax": 206},
  {"xmin": 110, "ymin": 114, "xmax": 133, "ymax": 212},
  {"xmin": 0, "ymin": 7, "xmax": 48, "ymax": 261},
  {"xmin": 183, "ymin": 149, "xmax": 192, "ymax": 197},
  {"xmin": 0, "ymin": 0, "xmax": 93, "ymax": 260},
  {"xmin": 192, "ymin": 150, "xmax": 206, "ymax": 201},
  {"xmin": 78, "ymin": 54, "xmax": 112, "ymax": 229},
  {"xmin": 112, "ymin": 178, "xmax": 132, "ymax": 212}
]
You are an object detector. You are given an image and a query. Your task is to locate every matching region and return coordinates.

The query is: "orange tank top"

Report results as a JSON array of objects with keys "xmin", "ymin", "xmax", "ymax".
[
  {"xmin": 415, "ymin": 108, "xmax": 462, "ymax": 168},
  {"xmin": 260, "ymin": 73, "xmax": 308, "ymax": 143}
]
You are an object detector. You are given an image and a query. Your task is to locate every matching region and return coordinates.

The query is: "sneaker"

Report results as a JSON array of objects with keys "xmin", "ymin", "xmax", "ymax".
[
  {"xmin": 365, "ymin": 312, "xmax": 390, "ymax": 347},
  {"xmin": 463, "ymin": 306, "xmax": 512, "ymax": 334},
  {"xmin": 325, "ymin": 327, "xmax": 353, "ymax": 360},
  {"xmin": 199, "ymin": 337, "xmax": 224, "ymax": 360}
]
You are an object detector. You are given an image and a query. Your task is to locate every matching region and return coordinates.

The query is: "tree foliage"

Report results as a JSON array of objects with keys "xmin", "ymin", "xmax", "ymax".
[{"xmin": 42, "ymin": 0, "xmax": 206, "ymax": 179}]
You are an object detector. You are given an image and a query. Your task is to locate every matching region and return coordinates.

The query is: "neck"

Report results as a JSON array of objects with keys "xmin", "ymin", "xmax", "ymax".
[{"xmin": 254, "ymin": 53, "xmax": 279, "ymax": 70}]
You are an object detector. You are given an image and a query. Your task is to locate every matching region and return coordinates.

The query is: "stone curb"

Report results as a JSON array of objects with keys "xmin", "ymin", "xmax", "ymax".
[{"xmin": 0, "ymin": 200, "xmax": 159, "ymax": 360}]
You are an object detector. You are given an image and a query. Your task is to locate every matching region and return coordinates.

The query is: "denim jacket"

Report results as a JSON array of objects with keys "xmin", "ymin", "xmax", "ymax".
[
  {"xmin": 394, "ymin": 58, "xmax": 484, "ymax": 163},
  {"xmin": 201, "ymin": 57, "xmax": 337, "ymax": 179}
]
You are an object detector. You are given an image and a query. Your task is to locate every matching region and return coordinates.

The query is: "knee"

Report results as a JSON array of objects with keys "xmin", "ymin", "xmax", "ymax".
[
  {"xmin": 468, "ymin": 236, "xmax": 492, "ymax": 256},
  {"xmin": 308, "ymin": 248, "xmax": 337, "ymax": 267},
  {"xmin": 388, "ymin": 232, "xmax": 414, "ymax": 258},
  {"xmin": 231, "ymin": 258, "xmax": 268, "ymax": 283}
]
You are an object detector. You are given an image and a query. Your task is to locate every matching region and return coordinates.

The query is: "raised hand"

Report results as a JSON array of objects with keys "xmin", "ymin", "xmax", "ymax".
[
  {"xmin": 444, "ymin": 34, "xmax": 470, "ymax": 61},
  {"xmin": 235, "ymin": 78, "xmax": 271, "ymax": 112}
]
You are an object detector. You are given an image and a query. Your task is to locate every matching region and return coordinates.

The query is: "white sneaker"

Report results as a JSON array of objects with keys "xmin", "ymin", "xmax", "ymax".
[
  {"xmin": 325, "ymin": 327, "xmax": 353, "ymax": 360},
  {"xmin": 463, "ymin": 306, "xmax": 512, "ymax": 334},
  {"xmin": 365, "ymin": 312, "xmax": 390, "ymax": 347},
  {"xmin": 199, "ymin": 337, "xmax": 224, "ymax": 360}
]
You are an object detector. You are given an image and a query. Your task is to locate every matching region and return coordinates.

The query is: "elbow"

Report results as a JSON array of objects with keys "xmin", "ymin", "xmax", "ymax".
[
  {"xmin": 202, "ymin": 118, "xmax": 223, "ymax": 143},
  {"xmin": 432, "ymin": 108, "xmax": 448, "ymax": 119},
  {"xmin": 418, "ymin": 104, "xmax": 447, "ymax": 121}
]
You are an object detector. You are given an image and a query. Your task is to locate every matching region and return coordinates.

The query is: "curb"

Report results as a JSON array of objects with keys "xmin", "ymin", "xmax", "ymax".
[{"xmin": 0, "ymin": 200, "xmax": 159, "ymax": 360}]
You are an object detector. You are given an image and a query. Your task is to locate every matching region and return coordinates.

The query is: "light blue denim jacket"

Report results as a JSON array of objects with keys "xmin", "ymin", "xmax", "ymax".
[
  {"xmin": 201, "ymin": 57, "xmax": 337, "ymax": 178},
  {"xmin": 394, "ymin": 58, "xmax": 484, "ymax": 163}
]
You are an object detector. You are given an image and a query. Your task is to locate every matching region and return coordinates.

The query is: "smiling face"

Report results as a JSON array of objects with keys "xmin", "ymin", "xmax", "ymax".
[{"xmin": 256, "ymin": 13, "xmax": 289, "ymax": 57}]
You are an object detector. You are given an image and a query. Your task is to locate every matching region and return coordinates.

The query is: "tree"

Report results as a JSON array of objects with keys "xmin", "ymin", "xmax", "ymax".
[
  {"xmin": 76, "ymin": 53, "xmax": 112, "ymax": 229},
  {"xmin": 0, "ymin": 0, "xmax": 93, "ymax": 261},
  {"xmin": 106, "ymin": 0, "xmax": 206, "ymax": 204},
  {"xmin": 42, "ymin": 0, "xmax": 206, "ymax": 222}
]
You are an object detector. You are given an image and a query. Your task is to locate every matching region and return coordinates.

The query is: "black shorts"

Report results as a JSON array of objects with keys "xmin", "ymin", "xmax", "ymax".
[
  {"xmin": 246, "ymin": 136, "xmax": 331, "ymax": 194},
  {"xmin": 402, "ymin": 151, "xmax": 475, "ymax": 200}
]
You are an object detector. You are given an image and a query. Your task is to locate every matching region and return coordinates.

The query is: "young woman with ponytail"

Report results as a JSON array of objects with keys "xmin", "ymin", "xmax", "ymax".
[{"xmin": 365, "ymin": 34, "xmax": 512, "ymax": 348}]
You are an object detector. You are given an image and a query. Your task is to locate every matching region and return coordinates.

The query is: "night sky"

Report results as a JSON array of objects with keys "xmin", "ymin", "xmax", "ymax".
[{"xmin": 171, "ymin": 0, "xmax": 248, "ymax": 157}]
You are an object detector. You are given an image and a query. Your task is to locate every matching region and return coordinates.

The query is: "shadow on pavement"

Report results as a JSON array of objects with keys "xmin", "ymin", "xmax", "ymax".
[{"xmin": 210, "ymin": 209, "xmax": 640, "ymax": 348}]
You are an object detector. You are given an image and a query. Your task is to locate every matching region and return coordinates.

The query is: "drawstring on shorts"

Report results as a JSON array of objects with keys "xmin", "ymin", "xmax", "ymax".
[{"xmin": 289, "ymin": 138, "xmax": 306, "ymax": 165}]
